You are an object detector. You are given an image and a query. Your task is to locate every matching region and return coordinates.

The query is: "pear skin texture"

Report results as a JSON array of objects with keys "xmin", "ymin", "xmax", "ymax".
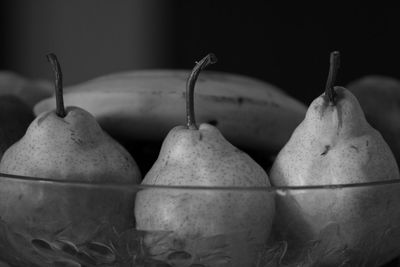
[
  {"xmin": 347, "ymin": 75, "xmax": 400, "ymax": 164},
  {"xmin": 0, "ymin": 106, "xmax": 141, "ymax": 183},
  {"xmin": 271, "ymin": 86, "xmax": 399, "ymax": 186},
  {"xmin": 270, "ymin": 86, "xmax": 400, "ymax": 266},
  {"xmin": 135, "ymin": 123, "xmax": 275, "ymax": 266},
  {"xmin": 0, "ymin": 106, "xmax": 140, "ymax": 251}
]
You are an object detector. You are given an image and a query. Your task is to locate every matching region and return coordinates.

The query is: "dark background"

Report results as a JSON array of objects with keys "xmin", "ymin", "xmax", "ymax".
[{"xmin": 1, "ymin": 1, "xmax": 400, "ymax": 104}]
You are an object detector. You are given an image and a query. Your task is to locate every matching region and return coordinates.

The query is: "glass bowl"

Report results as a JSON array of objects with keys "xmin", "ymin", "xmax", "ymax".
[{"xmin": 0, "ymin": 172, "xmax": 400, "ymax": 267}]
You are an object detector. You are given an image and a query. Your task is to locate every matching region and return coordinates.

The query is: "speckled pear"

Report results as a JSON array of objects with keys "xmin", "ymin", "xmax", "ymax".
[
  {"xmin": 0, "ymin": 106, "xmax": 140, "ymax": 182},
  {"xmin": 0, "ymin": 54, "xmax": 141, "ymax": 257},
  {"xmin": 0, "ymin": 54, "xmax": 140, "ymax": 182},
  {"xmin": 270, "ymin": 51, "xmax": 400, "ymax": 266},
  {"xmin": 135, "ymin": 54, "xmax": 274, "ymax": 267},
  {"xmin": 271, "ymin": 86, "xmax": 397, "ymax": 186},
  {"xmin": 142, "ymin": 123, "xmax": 269, "ymax": 187}
]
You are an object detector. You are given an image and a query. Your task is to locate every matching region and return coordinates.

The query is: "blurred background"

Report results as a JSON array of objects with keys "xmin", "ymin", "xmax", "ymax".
[{"xmin": 1, "ymin": 1, "xmax": 400, "ymax": 104}]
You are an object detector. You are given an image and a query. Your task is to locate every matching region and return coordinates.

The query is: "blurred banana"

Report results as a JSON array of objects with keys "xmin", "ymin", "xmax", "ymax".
[
  {"xmin": 0, "ymin": 71, "xmax": 52, "ymax": 108},
  {"xmin": 34, "ymin": 70, "xmax": 306, "ymax": 155}
]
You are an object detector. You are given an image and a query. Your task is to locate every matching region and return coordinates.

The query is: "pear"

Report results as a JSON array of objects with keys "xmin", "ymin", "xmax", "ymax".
[
  {"xmin": 0, "ymin": 54, "xmax": 140, "ymax": 182},
  {"xmin": 347, "ymin": 75, "xmax": 400, "ymax": 164},
  {"xmin": 0, "ymin": 95, "xmax": 34, "ymax": 158},
  {"xmin": 135, "ymin": 54, "xmax": 275, "ymax": 267},
  {"xmin": 0, "ymin": 54, "xmax": 141, "ymax": 264},
  {"xmin": 270, "ymin": 51, "xmax": 400, "ymax": 266}
]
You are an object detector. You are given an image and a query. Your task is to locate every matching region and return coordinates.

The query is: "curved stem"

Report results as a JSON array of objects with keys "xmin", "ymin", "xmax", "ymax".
[
  {"xmin": 186, "ymin": 53, "xmax": 218, "ymax": 129},
  {"xmin": 46, "ymin": 53, "xmax": 66, "ymax": 118},
  {"xmin": 324, "ymin": 51, "xmax": 340, "ymax": 105}
]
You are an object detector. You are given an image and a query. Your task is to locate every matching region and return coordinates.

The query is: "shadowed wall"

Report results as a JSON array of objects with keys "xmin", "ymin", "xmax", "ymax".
[{"xmin": 1, "ymin": 1, "xmax": 400, "ymax": 104}]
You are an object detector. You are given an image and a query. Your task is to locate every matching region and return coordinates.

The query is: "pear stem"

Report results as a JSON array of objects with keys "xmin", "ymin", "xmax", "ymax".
[
  {"xmin": 186, "ymin": 53, "xmax": 218, "ymax": 130},
  {"xmin": 46, "ymin": 53, "xmax": 66, "ymax": 118},
  {"xmin": 324, "ymin": 51, "xmax": 340, "ymax": 105}
]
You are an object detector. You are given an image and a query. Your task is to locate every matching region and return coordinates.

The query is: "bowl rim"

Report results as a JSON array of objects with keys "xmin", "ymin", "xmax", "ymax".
[{"xmin": 1, "ymin": 172, "xmax": 399, "ymax": 192}]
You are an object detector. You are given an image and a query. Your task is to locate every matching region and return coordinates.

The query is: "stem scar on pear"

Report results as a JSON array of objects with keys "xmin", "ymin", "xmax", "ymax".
[
  {"xmin": 324, "ymin": 51, "xmax": 340, "ymax": 105},
  {"xmin": 46, "ymin": 53, "xmax": 66, "ymax": 118},
  {"xmin": 186, "ymin": 53, "xmax": 218, "ymax": 130}
]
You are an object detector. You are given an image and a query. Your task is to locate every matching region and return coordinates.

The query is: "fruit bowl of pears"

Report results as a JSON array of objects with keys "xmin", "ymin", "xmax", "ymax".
[
  {"xmin": 1, "ymin": 52, "xmax": 400, "ymax": 267},
  {"xmin": 2, "ymin": 174, "xmax": 400, "ymax": 267}
]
